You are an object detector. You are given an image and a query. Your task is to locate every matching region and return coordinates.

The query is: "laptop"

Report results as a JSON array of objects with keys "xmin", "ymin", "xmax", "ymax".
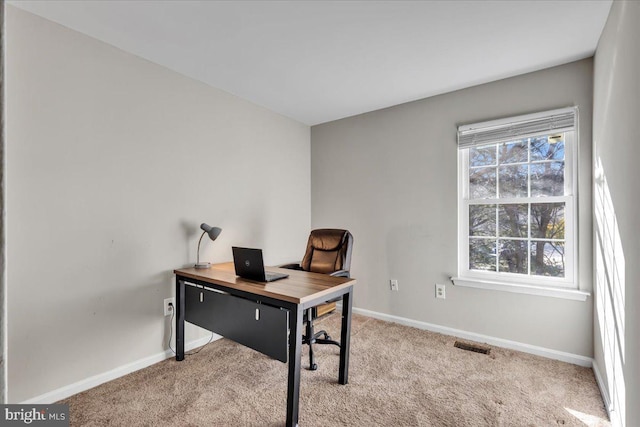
[{"xmin": 232, "ymin": 247, "xmax": 289, "ymax": 282}]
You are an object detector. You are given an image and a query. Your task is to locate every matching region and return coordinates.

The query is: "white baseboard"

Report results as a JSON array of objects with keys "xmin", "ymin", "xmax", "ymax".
[
  {"xmin": 21, "ymin": 334, "xmax": 221, "ymax": 404},
  {"xmin": 591, "ymin": 361, "xmax": 613, "ymax": 418},
  {"xmin": 351, "ymin": 306, "xmax": 593, "ymax": 367}
]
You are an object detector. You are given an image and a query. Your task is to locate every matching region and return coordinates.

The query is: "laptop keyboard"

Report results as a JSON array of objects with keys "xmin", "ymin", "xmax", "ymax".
[{"xmin": 265, "ymin": 272, "xmax": 288, "ymax": 282}]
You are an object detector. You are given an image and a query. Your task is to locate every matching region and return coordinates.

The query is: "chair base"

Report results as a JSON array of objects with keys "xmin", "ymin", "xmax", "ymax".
[{"xmin": 303, "ymin": 308, "xmax": 341, "ymax": 370}]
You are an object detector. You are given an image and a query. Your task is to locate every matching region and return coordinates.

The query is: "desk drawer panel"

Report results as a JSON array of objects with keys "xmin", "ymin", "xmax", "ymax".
[{"xmin": 185, "ymin": 285, "xmax": 289, "ymax": 362}]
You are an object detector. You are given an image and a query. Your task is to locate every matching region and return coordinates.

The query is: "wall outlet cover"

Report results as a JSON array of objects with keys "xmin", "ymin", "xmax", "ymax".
[{"xmin": 164, "ymin": 297, "xmax": 175, "ymax": 316}]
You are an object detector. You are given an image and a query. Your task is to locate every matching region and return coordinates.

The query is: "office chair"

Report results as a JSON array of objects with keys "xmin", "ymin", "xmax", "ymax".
[{"xmin": 281, "ymin": 228, "xmax": 354, "ymax": 370}]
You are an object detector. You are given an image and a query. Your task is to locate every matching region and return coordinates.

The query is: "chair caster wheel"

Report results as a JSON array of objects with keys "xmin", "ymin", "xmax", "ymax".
[{"xmin": 309, "ymin": 364, "xmax": 318, "ymax": 371}]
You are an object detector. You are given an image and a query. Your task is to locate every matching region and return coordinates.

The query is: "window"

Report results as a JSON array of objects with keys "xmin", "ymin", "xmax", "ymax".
[{"xmin": 455, "ymin": 108, "xmax": 579, "ymax": 293}]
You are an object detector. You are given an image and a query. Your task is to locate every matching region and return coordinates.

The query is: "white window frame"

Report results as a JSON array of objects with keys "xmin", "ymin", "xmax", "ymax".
[{"xmin": 453, "ymin": 108, "xmax": 587, "ymax": 301}]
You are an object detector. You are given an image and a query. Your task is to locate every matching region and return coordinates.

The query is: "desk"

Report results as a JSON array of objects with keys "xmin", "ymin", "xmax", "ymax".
[{"xmin": 174, "ymin": 262, "xmax": 355, "ymax": 427}]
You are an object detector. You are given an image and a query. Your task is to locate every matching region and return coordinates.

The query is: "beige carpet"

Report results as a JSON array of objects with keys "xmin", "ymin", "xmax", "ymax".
[{"xmin": 61, "ymin": 314, "xmax": 609, "ymax": 426}]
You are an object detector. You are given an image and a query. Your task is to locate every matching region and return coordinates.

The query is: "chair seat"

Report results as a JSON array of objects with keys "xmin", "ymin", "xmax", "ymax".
[{"xmin": 315, "ymin": 301, "xmax": 337, "ymax": 318}]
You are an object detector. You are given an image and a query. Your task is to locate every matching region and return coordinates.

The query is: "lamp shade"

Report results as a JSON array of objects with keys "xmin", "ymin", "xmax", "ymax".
[{"xmin": 201, "ymin": 223, "xmax": 222, "ymax": 241}]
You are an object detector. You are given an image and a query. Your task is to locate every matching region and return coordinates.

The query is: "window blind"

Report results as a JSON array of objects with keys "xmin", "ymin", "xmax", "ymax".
[{"xmin": 457, "ymin": 107, "xmax": 578, "ymax": 149}]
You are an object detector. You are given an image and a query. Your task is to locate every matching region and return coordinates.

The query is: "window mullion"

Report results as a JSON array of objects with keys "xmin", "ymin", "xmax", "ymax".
[
  {"xmin": 468, "ymin": 195, "xmax": 570, "ymax": 205},
  {"xmin": 527, "ymin": 202, "xmax": 532, "ymax": 276},
  {"xmin": 495, "ymin": 204, "xmax": 499, "ymax": 273},
  {"xmin": 527, "ymin": 138, "xmax": 532, "ymax": 276},
  {"xmin": 494, "ymin": 144, "xmax": 499, "ymax": 273}
]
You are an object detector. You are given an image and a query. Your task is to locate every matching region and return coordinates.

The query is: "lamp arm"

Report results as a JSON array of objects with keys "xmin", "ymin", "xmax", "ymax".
[{"xmin": 196, "ymin": 230, "xmax": 207, "ymax": 265}]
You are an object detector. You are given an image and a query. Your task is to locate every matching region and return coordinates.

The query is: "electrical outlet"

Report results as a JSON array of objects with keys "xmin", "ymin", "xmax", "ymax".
[
  {"xmin": 164, "ymin": 297, "xmax": 175, "ymax": 316},
  {"xmin": 435, "ymin": 284, "xmax": 446, "ymax": 299},
  {"xmin": 390, "ymin": 279, "xmax": 399, "ymax": 291}
]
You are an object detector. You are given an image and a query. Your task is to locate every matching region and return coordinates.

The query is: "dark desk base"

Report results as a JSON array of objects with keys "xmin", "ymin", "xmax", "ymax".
[
  {"xmin": 184, "ymin": 284, "xmax": 289, "ymax": 362},
  {"xmin": 174, "ymin": 274, "xmax": 353, "ymax": 427}
]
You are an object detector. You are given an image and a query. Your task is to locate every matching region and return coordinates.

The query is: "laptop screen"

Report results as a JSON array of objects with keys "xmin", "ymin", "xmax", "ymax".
[{"xmin": 232, "ymin": 247, "xmax": 289, "ymax": 282}]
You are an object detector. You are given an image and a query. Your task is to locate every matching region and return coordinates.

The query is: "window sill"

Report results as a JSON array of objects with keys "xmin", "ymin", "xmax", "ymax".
[{"xmin": 450, "ymin": 277, "xmax": 590, "ymax": 301}]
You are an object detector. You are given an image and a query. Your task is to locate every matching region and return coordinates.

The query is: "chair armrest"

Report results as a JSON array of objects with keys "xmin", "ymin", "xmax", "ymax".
[
  {"xmin": 329, "ymin": 270, "xmax": 350, "ymax": 278},
  {"xmin": 279, "ymin": 263, "xmax": 303, "ymax": 270}
]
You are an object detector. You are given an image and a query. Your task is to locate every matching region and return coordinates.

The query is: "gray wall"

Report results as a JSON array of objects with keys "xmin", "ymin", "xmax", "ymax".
[
  {"xmin": 311, "ymin": 59, "xmax": 594, "ymax": 357},
  {"xmin": 6, "ymin": 7, "xmax": 310, "ymax": 403},
  {"xmin": 593, "ymin": 1, "xmax": 640, "ymax": 425}
]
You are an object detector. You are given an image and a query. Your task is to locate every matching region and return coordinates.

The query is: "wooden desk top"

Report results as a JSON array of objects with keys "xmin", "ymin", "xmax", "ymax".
[{"xmin": 175, "ymin": 262, "xmax": 355, "ymax": 305}]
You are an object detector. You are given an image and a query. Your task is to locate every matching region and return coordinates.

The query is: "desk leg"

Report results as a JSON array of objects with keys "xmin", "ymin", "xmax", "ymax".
[
  {"xmin": 339, "ymin": 287, "xmax": 353, "ymax": 385},
  {"xmin": 175, "ymin": 277, "xmax": 185, "ymax": 361},
  {"xmin": 286, "ymin": 306, "xmax": 303, "ymax": 427}
]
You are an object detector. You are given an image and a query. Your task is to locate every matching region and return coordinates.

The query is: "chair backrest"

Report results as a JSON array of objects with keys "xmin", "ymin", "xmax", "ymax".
[{"xmin": 300, "ymin": 229, "xmax": 353, "ymax": 275}]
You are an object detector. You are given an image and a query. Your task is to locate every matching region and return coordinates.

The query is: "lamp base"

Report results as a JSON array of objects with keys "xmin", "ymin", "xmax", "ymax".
[{"xmin": 195, "ymin": 262, "xmax": 211, "ymax": 269}]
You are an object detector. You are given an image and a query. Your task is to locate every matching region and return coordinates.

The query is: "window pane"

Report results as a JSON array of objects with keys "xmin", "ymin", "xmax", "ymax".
[
  {"xmin": 470, "ymin": 145, "xmax": 496, "ymax": 167},
  {"xmin": 499, "ymin": 204, "xmax": 528, "ymax": 237},
  {"xmin": 531, "ymin": 203, "xmax": 565, "ymax": 239},
  {"xmin": 498, "ymin": 164, "xmax": 528, "ymax": 198},
  {"xmin": 498, "ymin": 140, "xmax": 528, "ymax": 164},
  {"xmin": 498, "ymin": 240, "xmax": 528, "ymax": 274},
  {"xmin": 530, "ymin": 242, "xmax": 565, "ymax": 277},
  {"xmin": 469, "ymin": 239, "xmax": 496, "ymax": 271},
  {"xmin": 530, "ymin": 162, "xmax": 564, "ymax": 196},
  {"xmin": 461, "ymin": 126, "xmax": 574, "ymax": 284},
  {"xmin": 531, "ymin": 136, "xmax": 564, "ymax": 161},
  {"xmin": 470, "ymin": 204, "xmax": 496, "ymax": 236},
  {"xmin": 469, "ymin": 167, "xmax": 496, "ymax": 199}
]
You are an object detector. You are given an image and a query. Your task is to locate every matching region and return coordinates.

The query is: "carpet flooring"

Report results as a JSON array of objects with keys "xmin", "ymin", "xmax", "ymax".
[{"xmin": 61, "ymin": 313, "xmax": 609, "ymax": 426}]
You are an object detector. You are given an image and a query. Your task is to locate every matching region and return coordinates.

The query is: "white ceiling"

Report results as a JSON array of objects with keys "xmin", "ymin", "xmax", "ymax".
[{"xmin": 10, "ymin": 0, "xmax": 612, "ymax": 125}]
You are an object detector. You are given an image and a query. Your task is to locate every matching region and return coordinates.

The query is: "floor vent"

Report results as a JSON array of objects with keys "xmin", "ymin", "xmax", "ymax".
[{"xmin": 454, "ymin": 341, "xmax": 491, "ymax": 355}]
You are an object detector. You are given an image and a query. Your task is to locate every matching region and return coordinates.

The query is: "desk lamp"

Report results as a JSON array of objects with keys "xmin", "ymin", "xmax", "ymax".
[{"xmin": 195, "ymin": 223, "xmax": 222, "ymax": 269}]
